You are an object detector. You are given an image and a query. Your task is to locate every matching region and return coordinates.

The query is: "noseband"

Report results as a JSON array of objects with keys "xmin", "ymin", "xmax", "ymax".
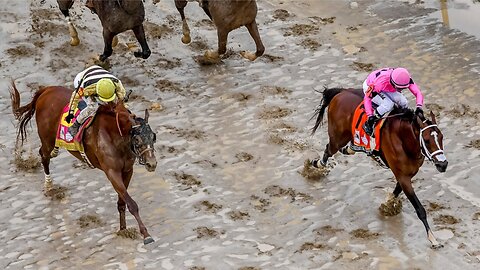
[{"xmin": 419, "ymin": 123, "xmax": 445, "ymax": 162}]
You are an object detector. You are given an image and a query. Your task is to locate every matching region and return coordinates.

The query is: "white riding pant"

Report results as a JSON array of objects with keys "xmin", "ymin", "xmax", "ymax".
[
  {"xmin": 362, "ymin": 80, "xmax": 408, "ymax": 116},
  {"xmin": 76, "ymin": 97, "xmax": 103, "ymax": 124}
]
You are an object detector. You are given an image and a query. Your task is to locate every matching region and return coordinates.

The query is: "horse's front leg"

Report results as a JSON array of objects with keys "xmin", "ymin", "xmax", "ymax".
[
  {"xmin": 132, "ymin": 24, "xmax": 151, "ymax": 59},
  {"xmin": 107, "ymin": 170, "xmax": 154, "ymax": 245},
  {"xmin": 175, "ymin": 0, "xmax": 191, "ymax": 44},
  {"xmin": 398, "ymin": 176, "xmax": 443, "ymax": 249},
  {"xmin": 240, "ymin": 20, "xmax": 265, "ymax": 61},
  {"xmin": 99, "ymin": 29, "xmax": 114, "ymax": 62}
]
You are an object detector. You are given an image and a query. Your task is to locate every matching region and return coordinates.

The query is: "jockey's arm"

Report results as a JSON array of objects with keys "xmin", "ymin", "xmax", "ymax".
[
  {"xmin": 115, "ymin": 80, "xmax": 127, "ymax": 101},
  {"xmin": 408, "ymin": 83, "xmax": 424, "ymax": 107}
]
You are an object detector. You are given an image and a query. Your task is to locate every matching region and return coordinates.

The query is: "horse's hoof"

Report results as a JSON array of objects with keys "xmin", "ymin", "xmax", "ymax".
[
  {"xmin": 181, "ymin": 35, "xmax": 191, "ymax": 44},
  {"xmin": 133, "ymin": 51, "xmax": 150, "ymax": 59},
  {"xmin": 70, "ymin": 37, "xmax": 80, "ymax": 46},
  {"xmin": 431, "ymin": 243, "xmax": 444, "ymax": 250},
  {"xmin": 240, "ymin": 51, "xmax": 257, "ymax": 61},
  {"xmin": 98, "ymin": 54, "xmax": 108, "ymax": 62},
  {"xmin": 310, "ymin": 159, "xmax": 320, "ymax": 168},
  {"xmin": 143, "ymin": 236, "xmax": 155, "ymax": 245}
]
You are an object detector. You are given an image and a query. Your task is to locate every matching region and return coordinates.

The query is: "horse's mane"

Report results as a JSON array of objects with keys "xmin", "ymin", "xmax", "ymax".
[{"xmin": 390, "ymin": 107, "xmax": 415, "ymax": 121}]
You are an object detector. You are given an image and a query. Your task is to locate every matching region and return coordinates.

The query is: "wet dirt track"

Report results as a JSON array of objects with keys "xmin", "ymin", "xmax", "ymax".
[{"xmin": 0, "ymin": 0, "xmax": 480, "ymax": 269}]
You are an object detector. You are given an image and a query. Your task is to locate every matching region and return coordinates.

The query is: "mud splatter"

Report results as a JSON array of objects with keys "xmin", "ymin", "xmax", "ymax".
[
  {"xmin": 351, "ymin": 61, "xmax": 375, "ymax": 72},
  {"xmin": 261, "ymin": 86, "xmax": 292, "ymax": 96},
  {"xmin": 44, "ymin": 185, "xmax": 68, "ymax": 201},
  {"xmin": 309, "ymin": 16, "xmax": 336, "ymax": 25},
  {"xmin": 188, "ymin": 38, "xmax": 210, "ymax": 52},
  {"xmin": 425, "ymin": 103, "xmax": 444, "ymax": 112},
  {"xmin": 155, "ymin": 79, "xmax": 182, "ymax": 92},
  {"xmin": 379, "ymin": 197, "xmax": 403, "ymax": 216},
  {"xmin": 264, "ymin": 185, "xmax": 312, "ymax": 203},
  {"xmin": 194, "ymin": 226, "xmax": 222, "ymax": 239},
  {"xmin": 445, "ymin": 104, "xmax": 479, "ymax": 118},
  {"xmin": 194, "ymin": 19, "xmax": 215, "ymax": 29},
  {"xmin": 228, "ymin": 210, "xmax": 250, "ymax": 221},
  {"xmin": 428, "ymin": 201, "xmax": 447, "ymax": 211},
  {"xmin": 258, "ymin": 106, "xmax": 292, "ymax": 119},
  {"xmin": 273, "ymin": 9, "xmax": 291, "ymax": 21},
  {"xmin": 298, "ymin": 38, "xmax": 322, "ymax": 51},
  {"xmin": 156, "ymin": 57, "xmax": 182, "ymax": 69},
  {"xmin": 465, "ymin": 139, "xmax": 480, "ymax": 149},
  {"xmin": 350, "ymin": 228, "xmax": 380, "ymax": 239},
  {"xmin": 434, "ymin": 215, "xmax": 460, "ymax": 225},
  {"xmin": 261, "ymin": 54, "xmax": 284, "ymax": 62},
  {"xmin": 121, "ymin": 76, "xmax": 141, "ymax": 87},
  {"xmin": 283, "ymin": 24, "xmax": 319, "ymax": 37},
  {"xmin": 6, "ymin": 45, "xmax": 38, "ymax": 58},
  {"xmin": 77, "ymin": 214, "xmax": 105, "ymax": 229},
  {"xmin": 194, "ymin": 200, "xmax": 223, "ymax": 214},
  {"xmin": 346, "ymin": 26, "xmax": 359, "ymax": 32},
  {"xmin": 116, "ymin": 228, "xmax": 140, "ymax": 240},
  {"xmin": 174, "ymin": 172, "xmax": 202, "ymax": 187},
  {"xmin": 192, "ymin": 159, "xmax": 218, "ymax": 168},
  {"xmin": 235, "ymin": 152, "xmax": 253, "ymax": 162},
  {"xmin": 149, "ymin": 102, "xmax": 164, "ymax": 112},
  {"xmin": 267, "ymin": 134, "xmax": 287, "ymax": 145},
  {"xmin": 238, "ymin": 267, "xmax": 261, "ymax": 270},
  {"xmin": 297, "ymin": 242, "xmax": 327, "ymax": 252},
  {"xmin": 300, "ymin": 159, "xmax": 330, "ymax": 181},
  {"xmin": 313, "ymin": 225, "xmax": 344, "ymax": 236},
  {"xmin": 13, "ymin": 150, "xmax": 41, "ymax": 172},
  {"xmin": 473, "ymin": 212, "xmax": 480, "ymax": 221},
  {"xmin": 144, "ymin": 21, "xmax": 174, "ymax": 39},
  {"xmin": 250, "ymin": 195, "xmax": 271, "ymax": 212},
  {"xmin": 228, "ymin": 92, "xmax": 253, "ymax": 102},
  {"xmin": 163, "ymin": 125, "xmax": 206, "ymax": 140},
  {"xmin": 270, "ymin": 122, "xmax": 297, "ymax": 133}
]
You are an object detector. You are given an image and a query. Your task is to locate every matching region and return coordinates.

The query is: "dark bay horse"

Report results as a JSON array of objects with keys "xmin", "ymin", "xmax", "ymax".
[
  {"xmin": 10, "ymin": 82, "xmax": 157, "ymax": 245},
  {"xmin": 56, "ymin": 0, "xmax": 151, "ymax": 61},
  {"xmin": 175, "ymin": 0, "xmax": 265, "ymax": 63},
  {"xmin": 311, "ymin": 88, "xmax": 448, "ymax": 249}
]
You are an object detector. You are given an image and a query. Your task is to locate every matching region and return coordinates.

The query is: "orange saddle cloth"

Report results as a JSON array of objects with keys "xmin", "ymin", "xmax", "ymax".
[
  {"xmin": 55, "ymin": 101, "xmax": 93, "ymax": 152},
  {"xmin": 351, "ymin": 102, "xmax": 386, "ymax": 152}
]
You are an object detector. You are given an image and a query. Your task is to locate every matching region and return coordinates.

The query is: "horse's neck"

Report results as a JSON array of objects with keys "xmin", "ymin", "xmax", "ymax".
[{"xmin": 394, "ymin": 119, "xmax": 422, "ymax": 157}]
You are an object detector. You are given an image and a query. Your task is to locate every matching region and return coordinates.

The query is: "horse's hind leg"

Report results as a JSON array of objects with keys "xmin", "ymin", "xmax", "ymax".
[
  {"xmin": 39, "ymin": 144, "xmax": 54, "ymax": 192},
  {"xmin": 240, "ymin": 20, "xmax": 265, "ymax": 61},
  {"xmin": 312, "ymin": 139, "xmax": 345, "ymax": 168},
  {"xmin": 398, "ymin": 176, "xmax": 443, "ymax": 249},
  {"xmin": 132, "ymin": 24, "xmax": 151, "ymax": 59},
  {"xmin": 99, "ymin": 29, "xmax": 114, "ymax": 62},
  {"xmin": 175, "ymin": 0, "xmax": 191, "ymax": 44}
]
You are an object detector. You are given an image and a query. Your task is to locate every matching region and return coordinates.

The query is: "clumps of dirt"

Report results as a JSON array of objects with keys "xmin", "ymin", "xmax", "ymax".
[
  {"xmin": 250, "ymin": 195, "xmax": 271, "ymax": 212},
  {"xmin": 428, "ymin": 201, "xmax": 447, "ymax": 211},
  {"xmin": 30, "ymin": 8, "xmax": 64, "ymax": 37},
  {"xmin": 238, "ymin": 267, "xmax": 261, "ymax": 270},
  {"xmin": 434, "ymin": 214, "xmax": 460, "ymax": 225},
  {"xmin": 116, "ymin": 228, "xmax": 140, "ymax": 240},
  {"xmin": 77, "ymin": 214, "xmax": 105, "ymax": 228},
  {"xmin": 298, "ymin": 38, "xmax": 322, "ymax": 51},
  {"xmin": 261, "ymin": 85, "xmax": 292, "ymax": 96},
  {"xmin": 273, "ymin": 9, "xmax": 291, "ymax": 21},
  {"xmin": 379, "ymin": 197, "xmax": 403, "ymax": 216},
  {"xmin": 157, "ymin": 57, "xmax": 182, "ymax": 69},
  {"xmin": 155, "ymin": 79, "xmax": 182, "ymax": 92},
  {"xmin": 144, "ymin": 21, "xmax": 174, "ymax": 39},
  {"xmin": 473, "ymin": 212, "xmax": 480, "ymax": 220},
  {"xmin": 346, "ymin": 26, "xmax": 359, "ymax": 32},
  {"xmin": 268, "ymin": 134, "xmax": 287, "ymax": 145},
  {"xmin": 121, "ymin": 76, "xmax": 141, "ymax": 87},
  {"xmin": 188, "ymin": 38, "xmax": 210, "ymax": 52},
  {"xmin": 194, "ymin": 226, "xmax": 223, "ymax": 239},
  {"xmin": 192, "ymin": 159, "xmax": 218, "ymax": 168},
  {"xmin": 283, "ymin": 24, "xmax": 319, "ymax": 37},
  {"xmin": 270, "ymin": 122, "xmax": 297, "ymax": 133},
  {"xmin": 300, "ymin": 159, "xmax": 330, "ymax": 181},
  {"xmin": 163, "ymin": 125, "xmax": 206, "ymax": 140},
  {"xmin": 297, "ymin": 242, "xmax": 326, "ymax": 252},
  {"xmin": 44, "ymin": 185, "xmax": 68, "ymax": 201},
  {"xmin": 313, "ymin": 225, "xmax": 344, "ymax": 236},
  {"xmin": 258, "ymin": 106, "xmax": 292, "ymax": 119},
  {"xmin": 6, "ymin": 45, "xmax": 38, "ymax": 58},
  {"xmin": 465, "ymin": 139, "xmax": 480, "ymax": 149},
  {"xmin": 149, "ymin": 102, "xmax": 164, "ymax": 112},
  {"xmin": 229, "ymin": 92, "xmax": 253, "ymax": 102},
  {"xmin": 309, "ymin": 16, "xmax": 336, "ymax": 25},
  {"xmin": 263, "ymin": 185, "xmax": 312, "ymax": 203},
  {"xmin": 194, "ymin": 19, "xmax": 215, "ymax": 29},
  {"xmin": 350, "ymin": 228, "xmax": 380, "ymax": 239},
  {"xmin": 128, "ymin": 92, "xmax": 147, "ymax": 102},
  {"xmin": 13, "ymin": 149, "xmax": 41, "ymax": 172},
  {"xmin": 194, "ymin": 200, "xmax": 223, "ymax": 214},
  {"xmin": 235, "ymin": 152, "xmax": 253, "ymax": 162},
  {"xmin": 261, "ymin": 54, "xmax": 284, "ymax": 63},
  {"xmin": 228, "ymin": 210, "xmax": 250, "ymax": 221},
  {"xmin": 425, "ymin": 103, "xmax": 444, "ymax": 112},
  {"xmin": 174, "ymin": 172, "xmax": 202, "ymax": 187},
  {"xmin": 351, "ymin": 61, "xmax": 375, "ymax": 72},
  {"xmin": 445, "ymin": 104, "xmax": 479, "ymax": 118}
]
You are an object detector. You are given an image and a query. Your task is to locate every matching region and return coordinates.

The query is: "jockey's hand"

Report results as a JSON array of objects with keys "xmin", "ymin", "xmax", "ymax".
[
  {"xmin": 65, "ymin": 113, "xmax": 74, "ymax": 123},
  {"xmin": 415, "ymin": 106, "xmax": 423, "ymax": 116}
]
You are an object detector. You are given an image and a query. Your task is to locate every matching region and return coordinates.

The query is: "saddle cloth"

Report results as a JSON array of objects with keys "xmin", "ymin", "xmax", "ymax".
[
  {"xmin": 351, "ymin": 101, "xmax": 386, "ymax": 152},
  {"xmin": 55, "ymin": 100, "xmax": 94, "ymax": 153}
]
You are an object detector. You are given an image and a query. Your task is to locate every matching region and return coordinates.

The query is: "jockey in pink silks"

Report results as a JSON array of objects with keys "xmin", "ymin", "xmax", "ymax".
[{"xmin": 362, "ymin": 67, "xmax": 424, "ymax": 135}]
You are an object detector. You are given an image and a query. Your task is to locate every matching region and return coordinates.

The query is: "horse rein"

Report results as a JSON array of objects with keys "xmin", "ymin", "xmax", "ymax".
[{"xmin": 419, "ymin": 124, "xmax": 446, "ymax": 162}]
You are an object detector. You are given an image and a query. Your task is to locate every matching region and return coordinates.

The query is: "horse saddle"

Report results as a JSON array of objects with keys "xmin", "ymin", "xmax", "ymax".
[
  {"xmin": 351, "ymin": 101, "xmax": 387, "ymax": 154},
  {"xmin": 55, "ymin": 100, "xmax": 94, "ymax": 152}
]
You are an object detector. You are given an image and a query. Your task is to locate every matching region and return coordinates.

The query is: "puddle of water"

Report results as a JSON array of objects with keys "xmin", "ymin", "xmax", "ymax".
[{"xmin": 424, "ymin": 0, "xmax": 480, "ymax": 39}]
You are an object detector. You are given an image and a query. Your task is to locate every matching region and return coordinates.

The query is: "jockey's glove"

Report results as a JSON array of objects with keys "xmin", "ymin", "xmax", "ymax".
[
  {"xmin": 415, "ymin": 106, "xmax": 423, "ymax": 116},
  {"xmin": 65, "ymin": 113, "xmax": 75, "ymax": 123}
]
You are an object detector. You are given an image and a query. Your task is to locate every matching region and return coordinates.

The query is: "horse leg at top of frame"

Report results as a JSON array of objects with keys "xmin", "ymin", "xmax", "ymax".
[
  {"xmin": 99, "ymin": 29, "xmax": 114, "ymax": 62},
  {"xmin": 240, "ymin": 20, "xmax": 265, "ymax": 61},
  {"xmin": 66, "ymin": 17, "xmax": 80, "ymax": 46},
  {"xmin": 181, "ymin": 18, "xmax": 191, "ymax": 44},
  {"xmin": 400, "ymin": 179, "xmax": 443, "ymax": 249},
  {"xmin": 132, "ymin": 25, "xmax": 151, "ymax": 59}
]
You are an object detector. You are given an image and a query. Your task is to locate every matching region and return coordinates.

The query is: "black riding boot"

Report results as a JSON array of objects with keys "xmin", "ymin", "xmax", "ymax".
[
  {"xmin": 68, "ymin": 121, "xmax": 81, "ymax": 137},
  {"xmin": 363, "ymin": 115, "xmax": 379, "ymax": 136}
]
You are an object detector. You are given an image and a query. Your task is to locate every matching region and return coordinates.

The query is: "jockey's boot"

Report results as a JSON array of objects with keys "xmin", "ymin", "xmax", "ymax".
[
  {"xmin": 68, "ymin": 121, "xmax": 81, "ymax": 137},
  {"xmin": 363, "ymin": 114, "xmax": 379, "ymax": 136}
]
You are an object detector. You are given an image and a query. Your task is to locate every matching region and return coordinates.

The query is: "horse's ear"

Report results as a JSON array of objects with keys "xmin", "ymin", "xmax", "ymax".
[
  {"xmin": 144, "ymin": 109, "xmax": 149, "ymax": 122},
  {"xmin": 430, "ymin": 110, "xmax": 436, "ymax": 124}
]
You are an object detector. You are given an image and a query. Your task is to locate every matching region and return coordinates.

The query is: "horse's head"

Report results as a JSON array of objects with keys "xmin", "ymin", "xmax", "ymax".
[
  {"xmin": 57, "ymin": 0, "xmax": 75, "ymax": 17},
  {"xmin": 416, "ymin": 111, "xmax": 448, "ymax": 172},
  {"xmin": 130, "ymin": 109, "xmax": 157, "ymax": 172}
]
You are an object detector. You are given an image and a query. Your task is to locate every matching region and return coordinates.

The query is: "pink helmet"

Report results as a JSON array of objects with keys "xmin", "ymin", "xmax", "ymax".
[{"xmin": 390, "ymin": 68, "xmax": 411, "ymax": 89}]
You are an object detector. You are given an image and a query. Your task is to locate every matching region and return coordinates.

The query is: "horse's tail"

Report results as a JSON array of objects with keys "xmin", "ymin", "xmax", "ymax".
[
  {"xmin": 10, "ymin": 81, "xmax": 46, "ymax": 146},
  {"xmin": 310, "ymin": 87, "xmax": 346, "ymax": 135}
]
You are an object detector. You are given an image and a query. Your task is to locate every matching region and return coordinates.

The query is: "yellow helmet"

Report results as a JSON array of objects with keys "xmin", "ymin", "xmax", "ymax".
[{"xmin": 96, "ymin": 78, "xmax": 116, "ymax": 102}]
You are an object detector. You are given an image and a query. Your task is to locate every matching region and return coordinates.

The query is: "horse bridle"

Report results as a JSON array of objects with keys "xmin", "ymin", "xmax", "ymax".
[
  {"xmin": 419, "ymin": 123, "xmax": 446, "ymax": 162},
  {"xmin": 131, "ymin": 124, "xmax": 155, "ymax": 165}
]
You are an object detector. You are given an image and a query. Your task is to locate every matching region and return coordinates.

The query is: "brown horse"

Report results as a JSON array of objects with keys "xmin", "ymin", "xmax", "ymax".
[
  {"xmin": 175, "ymin": 0, "xmax": 265, "ymax": 63},
  {"xmin": 10, "ymin": 82, "xmax": 157, "ymax": 245},
  {"xmin": 310, "ymin": 88, "xmax": 448, "ymax": 249},
  {"xmin": 56, "ymin": 0, "xmax": 151, "ymax": 61}
]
